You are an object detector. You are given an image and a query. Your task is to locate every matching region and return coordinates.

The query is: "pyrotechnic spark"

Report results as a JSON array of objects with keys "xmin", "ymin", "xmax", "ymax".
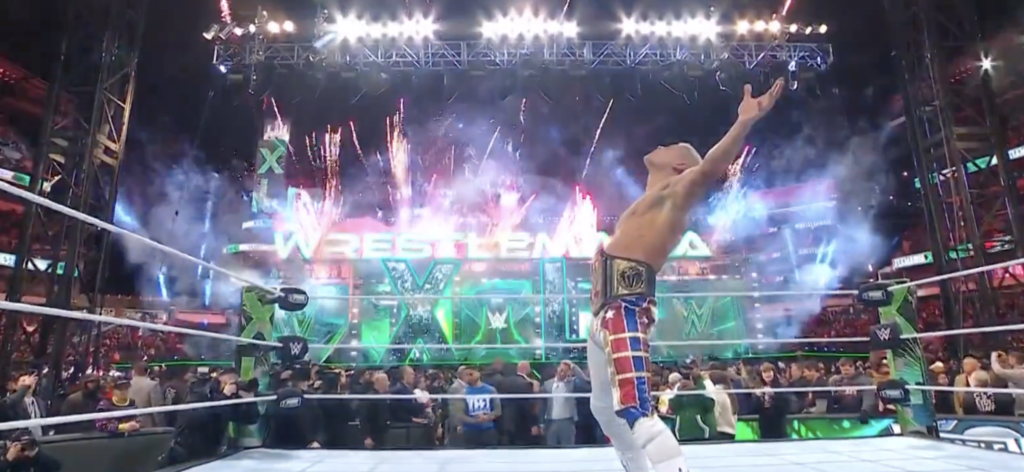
[
  {"xmin": 551, "ymin": 187, "xmax": 598, "ymax": 254},
  {"xmin": 220, "ymin": 0, "xmax": 232, "ymax": 23},
  {"xmin": 387, "ymin": 102, "xmax": 412, "ymax": 224},
  {"xmin": 780, "ymin": 0, "xmax": 794, "ymax": 16},
  {"xmin": 560, "ymin": 0, "xmax": 571, "ymax": 20},
  {"xmin": 264, "ymin": 98, "xmax": 291, "ymax": 142},
  {"xmin": 707, "ymin": 146, "xmax": 755, "ymax": 244},
  {"xmin": 480, "ymin": 126, "xmax": 501, "ymax": 169},
  {"xmin": 580, "ymin": 99, "xmax": 614, "ymax": 180},
  {"xmin": 286, "ymin": 100, "xmax": 591, "ymax": 256}
]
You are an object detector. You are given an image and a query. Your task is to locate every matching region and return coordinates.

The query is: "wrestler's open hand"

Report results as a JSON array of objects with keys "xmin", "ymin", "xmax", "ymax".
[{"xmin": 737, "ymin": 78, "xmax": 784, "ymax": 122}]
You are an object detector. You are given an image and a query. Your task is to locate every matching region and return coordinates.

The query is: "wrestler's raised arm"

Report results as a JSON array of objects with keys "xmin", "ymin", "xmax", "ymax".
[{"xmin": 694, "ymin": 78, "xmax": 785, "ymax": 182}]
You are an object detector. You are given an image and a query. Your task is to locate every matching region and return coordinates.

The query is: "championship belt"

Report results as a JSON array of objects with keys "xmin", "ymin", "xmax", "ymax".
[{"xmin": 591, "ymin": 250, "xmax": 657, "ymax": 313}]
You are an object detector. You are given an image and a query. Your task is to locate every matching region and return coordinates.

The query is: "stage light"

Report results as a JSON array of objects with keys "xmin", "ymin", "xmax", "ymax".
[
  {"xmin": 736, "ymin": 20, "xmax": 751, "ymax": 34},
  {"xmin": 980, "ymin": 55, "xmax": 994, "ymax": 71},
  {"xmin": 618, "ymin": 17, "xmax": 720, "ymax": 41},
  {"xmin": 217, "ymin": 24, "xmax": 235, "ymax": 40},
  {"xmin": 804, "ymin": 26, "xmax": 813, "ymax": 35},
  {"xmin": 267, "ymin": 21, "xmax": 281, "ymax": 34},
  {"xmin": 481, "ymin": 10, "xmax": 578, "ymax": 40},
  {"xmin": 753, "ymin": 20, "xmax": 767, "ymax": 32},
  {"xmin": 768, "ymin": 20, "xmax": 781, "ymax": 33},
  {"xmin": 232, "ymin": 26, "xmax": 245, "ymax": 36},
  {"xmin": 283, "ymin": 20, "xmax": 295, "ymax": 33},
  {"xmin": 203, "ymin": 24, "xmax": 220, "ymax": 40},
  {"xmin": 788, "ymin": 24, "xmax": 798, "ymax": 33},
  {"xmin": 326, "ymin": 14, "xmax": 438, "ymax": 43},
  {"xmin": 818, "ymin": 24, "xmax": 828, "ymax": 34}
]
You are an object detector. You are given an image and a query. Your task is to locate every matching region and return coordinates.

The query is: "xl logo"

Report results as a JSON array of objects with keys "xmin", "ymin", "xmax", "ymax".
[{"xmin": 258, "ymin": 139, "xmax": 286, "ymax": 174}]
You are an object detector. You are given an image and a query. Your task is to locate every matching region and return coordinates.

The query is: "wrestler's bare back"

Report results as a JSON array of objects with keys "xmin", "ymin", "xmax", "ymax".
[{"xmin": 604, "ymin": 171, "xmax": 701, "ymax": 272}]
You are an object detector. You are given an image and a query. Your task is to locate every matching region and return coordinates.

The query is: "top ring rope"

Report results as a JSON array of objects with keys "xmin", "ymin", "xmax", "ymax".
[
  {"xmin": 308, "ymin": 289, "xmax": 858, "ymax": 301},
  {"xmin": 2, "ymin": 298, "xmax": 1022, "ymax": 351},
  {"xmin": 0, "ymin": 181, "xmax": 281, "ymax": 297},
  {"xmin": 887, "ymin": 254, "xmax": 1024, "ymax": 291}
]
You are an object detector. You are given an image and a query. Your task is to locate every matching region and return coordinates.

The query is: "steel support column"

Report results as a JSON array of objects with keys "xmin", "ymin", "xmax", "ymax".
[
  {"xmin": 0, "ymin": 0, "xmax": 145, "ymax": 392},
  {"xmin": 885, "ymin": 0, "xmax": 1020, "ymax": 355}
]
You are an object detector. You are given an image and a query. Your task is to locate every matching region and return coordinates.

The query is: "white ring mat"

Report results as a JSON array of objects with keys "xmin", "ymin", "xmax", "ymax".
[{"xmin": 182, "ymin": 436, "xmax": 1021, "ymax": 472}]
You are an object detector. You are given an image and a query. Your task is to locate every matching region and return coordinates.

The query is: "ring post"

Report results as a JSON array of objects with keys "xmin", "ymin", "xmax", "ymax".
[
  {"xmin": 859, "ymin": 280, "xmax": 935, "ymax": 436},
  {"xmin": 235, "ymin": 286, "xmax": 277, "ymax": 447}
]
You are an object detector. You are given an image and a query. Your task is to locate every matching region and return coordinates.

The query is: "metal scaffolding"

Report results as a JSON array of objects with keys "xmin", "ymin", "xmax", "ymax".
[
  {"xmin": 886, "ymin": 0, "xmax": 1024, "ymax": 356},
  {"xmin": 214, "ymin": 40, "xmax": 833, "ymax": 71},
  {"xmin": 0, "ymin": 0, "xmax": 147, "ymax": 390}
]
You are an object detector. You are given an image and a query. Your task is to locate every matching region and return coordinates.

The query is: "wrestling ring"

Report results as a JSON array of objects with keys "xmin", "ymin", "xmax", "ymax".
[{"xmin": 0, "ymin": 179, "xmax": 1023, "ymax": 472}]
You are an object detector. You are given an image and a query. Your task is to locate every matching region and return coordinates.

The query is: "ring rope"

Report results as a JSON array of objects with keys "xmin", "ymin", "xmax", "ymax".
[
  {"xmin": 2, "ymin": 299, "xmax": 1022, "ymax": 350},
  {"xmin": 310, "ymin": 290, "xmax": 859, "ymax": 301},
  {"xmin": 0, "ymin": 181, "xmax": 280, "ymax": 296},
  {"xmin": 0, "ymin": 301, "xmax": 282, "ymax": 347},
  {"xmin": 0, "ymin": 385, "xmax": 1017, "ymax": 433},
  {"xmin": 887, "ymin": 255, "xmax": 1024, "ymax": 290}
]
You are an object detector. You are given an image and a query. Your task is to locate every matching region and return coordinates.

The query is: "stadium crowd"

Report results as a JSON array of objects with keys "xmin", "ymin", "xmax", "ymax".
[{"xmin": 0, "ymin": 341, "xmax": 1019, "ymax": 469}]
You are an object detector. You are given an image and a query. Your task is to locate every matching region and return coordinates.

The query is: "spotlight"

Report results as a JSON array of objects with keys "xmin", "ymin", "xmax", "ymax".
[
  {"xmin": 788, "ymin": 24, "xmax": 798, "ymax": 33},
  {"xmin": 217, "ymin": 24, "xmax": 235, "ymax": 40},
  {"xmin": 818, "ymin": 24, "xmax": 828, "ymax": 34},
  {"xmin": 736, "ymin": 20, "xmax": 751, "ymax": 34},
  {"xmin": 980, "ymin": 55, "xmax": 994, "ymax": 71},
  {"xmin": 283, "ymin": 20, "xmax": 295, "ymax": 33},
  {"xmin": 267, "ymin": 21, "xmax": 281, "ymax": 34},
  {"xmin": 804, "ymin": 26, "xmax": 813, "ymax": 35},
  {"xmin": 753, "ymin": 20, "xmax": 767, "ymax": 32},
  {"xmin": 203, "ymin": 24, "xmax": 220, "ymax": 40},
  {"xmin": 768, "ymin": 20, "xmax": 781, "ymax": 33},
  {"xmin": 324, "ymin": 14, "xmax": 438, "ymax": 43},
  {"xmin": 483, "ymin": 10, "xmax": 578, "ymax": 40}
]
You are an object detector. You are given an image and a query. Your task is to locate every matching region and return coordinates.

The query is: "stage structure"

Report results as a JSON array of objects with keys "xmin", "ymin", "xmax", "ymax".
[
  {"xmin": 212, "ymin": 10, "xmax": 833, "ymax": 73},
  {"xmin": 219, "ymin": 9, "xmax": 834, "ymax": 366},
  {"xmin": 215, "ymin": 40, "xmax": 832, "ymax": 71},
  {"xmin": 885, "ymin": 0, "xmax": 1024, "ymax": 356},
  {"xmin": 0, "ymin": 0, "xmax": 147, "ymax": 388}
]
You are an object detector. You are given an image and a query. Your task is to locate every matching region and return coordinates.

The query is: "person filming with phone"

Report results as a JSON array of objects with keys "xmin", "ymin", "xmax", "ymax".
[
  {"xmin": 2, "ymin": 371, "xmax": 47, "ymax": 438},
  {"xmin": 0, "ymin": 430, "xmax": 61, "ymax": 472}
]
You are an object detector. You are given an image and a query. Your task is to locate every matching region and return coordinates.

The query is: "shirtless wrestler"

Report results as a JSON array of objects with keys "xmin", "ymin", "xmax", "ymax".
[{"xmin": 587, "ymin": 78, "xmax": 785, "ymax": 472}]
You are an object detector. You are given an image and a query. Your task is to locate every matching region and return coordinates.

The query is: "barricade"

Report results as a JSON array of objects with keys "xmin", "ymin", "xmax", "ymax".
[{"xmin": 41, "ymin": 427, "xmax": 173, "ymax": 472}]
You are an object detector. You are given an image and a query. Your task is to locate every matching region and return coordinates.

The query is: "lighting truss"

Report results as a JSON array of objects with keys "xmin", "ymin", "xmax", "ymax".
[{"xmin": 214, "ymin": 40, "xmax": 832, "ymax": 71}]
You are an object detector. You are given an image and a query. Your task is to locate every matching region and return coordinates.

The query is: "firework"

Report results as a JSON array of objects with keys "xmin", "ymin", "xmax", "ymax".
[
  {"xmin": 580, "ymin": 99, "xmax": 614, "ymax": 180},
  {"xmin": 551, "ymin": 186, "xmax": 598, "ymax": 253},
  {"xmin": 280, "ymin": 98, "xmax": 604, "ymax": 257},
  {"xmin": 386, "ymin": 102, "xmax": 412, "ymax": 225},
  {"xmin": 707, "ymin": 146, "xmax": 755, "ymax": 245},
  {"xmin": 220, "ymin": 0, "xmax": 232, "ymax": 24}
]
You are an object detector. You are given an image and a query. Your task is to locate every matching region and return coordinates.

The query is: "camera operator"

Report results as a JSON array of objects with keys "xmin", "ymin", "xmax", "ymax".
[
  {"xmin": 170, "ymin": 368, "xmax": 260, "ymax": 464},
  {"xmin": 265, "ymin": 366, "xmax": 322, "ymax": 449},
  {"xmin": 0, "ymin": 431, "xmax": 60, "ymax": 472}
]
